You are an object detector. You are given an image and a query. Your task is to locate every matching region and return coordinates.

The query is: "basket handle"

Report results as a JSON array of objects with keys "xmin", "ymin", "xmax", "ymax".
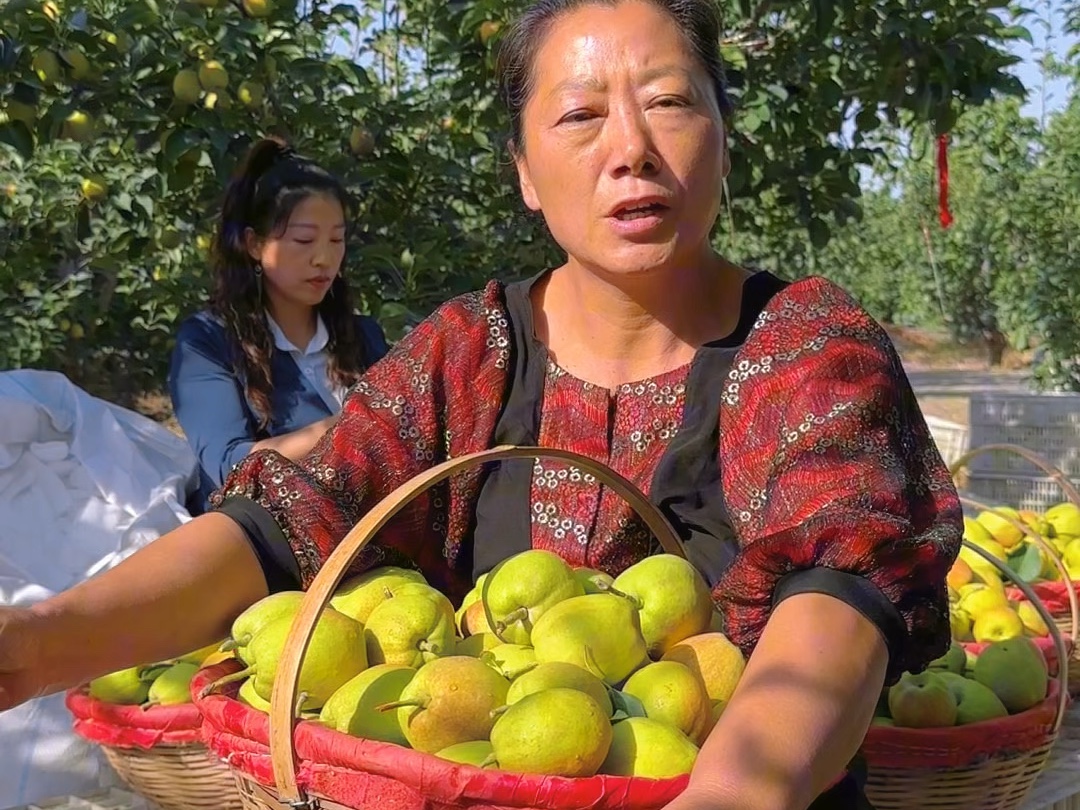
[
  {"xmin": 959, "ymin": 538, "xmax": 1069, "ymax": 733},
  {"xmin": 266, "ymin": 444, "xmax": 686, "ymax": 804},
  {"xmin": 949, "ymin": 443, "xmax": 1080, "ymax": 508},
  {"xmin": 957, "ymin": 495, "xmax": 1079, "ymax": 642}
]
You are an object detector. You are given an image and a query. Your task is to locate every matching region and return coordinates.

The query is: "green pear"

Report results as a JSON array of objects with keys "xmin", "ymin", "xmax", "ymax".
[
  {"xmin": 973, "ymin": 636, "xmax": 1048, "ymax": 713},
  {"xmin": 145, "ymin": 662, "xmax": 199, "ymax": 707},
  {"xmin": 238, "ymin": 678, "xmax": 271, "ymax": 712},
  {"xmin": 573, "ymin": 567, "xmax": 614, "ymax": 594},
  {"xmin": 377, "ymin": 656, "xmax": 509, "ymax": 753},
  {"xmin": 386, "ymin": 582, "xmax": 455, "ymax": 618},
  {"xmin": 622, "ymin": 660, "xmax": 711, "ymax": 744},
  {"xmin": 319, "ymin": 664, "xmax": 414, "ymax": 745},
  {"xmin": 224, "ymin": 591, "xmax": 306, "ymax": 659},
  {"xmin": 482, "ymin": 550, "xmax": 584, "ymax": 645},
  {"xmin": 927, "ymin": 641, "xmax": 967, "ymax": 675},
  {"xmin": 458, "ymin": 600, "xmax": 495, "ymax": 637},
  {"xmin": 506, "ymin": 662, "xmax": 613, "ymax": 716},
  {"xmin": 454, "ymin": 574, "xmax": 488, "ymax": 633},
  {"xmin": 212, "ymin": 607, "xmax": 366, "ymax": 712},
  {"xmin": 88, "ymin": 667, "xmax": 151, "ymax": 705},
  {"xmin": 608, "ymin": 554, "xmax": 713, "ymax": 657},
  {"xmin": 888, "ymin": 671, "xmax": 957, "ymax": 728},
  {"xmin": 599, "ymin": 717, "xmax": 698, "ymax": 778},
  {"xmin": 937, "ymin": 672, "xmax": 1009, "ymax": 724},
  {"xmin": 330, "ymin": 566, "xmax": 427, "ymax": 624},
  {"xmin": 436, "ymin": 740, "xmax": 495, "ymax": 766},
  {"xmin": 364, "ymin": 593, "xmax": 456, "ymax": 667},
  {"xmin": 456, "ymin": 632, "xmax": 501, "ymax": 657},
  {"xmin": 487, "ymin": 688, "xmax": 612, "ymax": 776},
  {"xmin": 871, "ymin": 716, "xmax": 894, "ymax": 727},
  {"xmin": 481, "ymin": 644, "xmax": 538, "ymax": 679},
  {"xmin": 531, "ymin": 593, "xmax": 649, "ymax": 686}
]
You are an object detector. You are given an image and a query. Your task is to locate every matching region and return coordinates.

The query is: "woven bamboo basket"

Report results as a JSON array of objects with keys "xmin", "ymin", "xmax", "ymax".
[
  {"xmin": 197, "ymin": 445, "xmax": 703, "ymax": 810},
  {"xmin": 65, "ymin": 686, "xmax": 244, "ymax": 810},
  {"xmin": 951, "ymin": 443, "xmax": 1080, "ymax": 694},
  {"xmin": 861, "ymin": 538, "xmax": 1071, "ymax": 810}
]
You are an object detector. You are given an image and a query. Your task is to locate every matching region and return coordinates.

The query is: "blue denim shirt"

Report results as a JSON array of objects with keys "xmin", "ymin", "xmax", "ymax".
[{"xmin": 167, "ymin": 310, "xmax": 390, "ymax": 512}]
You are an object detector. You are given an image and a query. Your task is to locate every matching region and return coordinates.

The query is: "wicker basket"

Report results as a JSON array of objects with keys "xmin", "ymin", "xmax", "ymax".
[
  {"xmin": 861, "ymin": 538, "xmax": 1071, "ymax": 810},
  {"xmin": 65, "ymin": 686, "xmax": 244, "ymax": 810},
  {"xmin": 198, "ymin": 445, "xmax": 697, "ymax": 810},
  {"xmin": 950, "ymin": 443, "xmax": 1080, "ymax": 695}
]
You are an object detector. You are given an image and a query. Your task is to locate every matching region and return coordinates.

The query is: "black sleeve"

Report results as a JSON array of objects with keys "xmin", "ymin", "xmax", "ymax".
[{"xmin": 216, "ymin": 495, "xmax": 302, "ymax": 593}]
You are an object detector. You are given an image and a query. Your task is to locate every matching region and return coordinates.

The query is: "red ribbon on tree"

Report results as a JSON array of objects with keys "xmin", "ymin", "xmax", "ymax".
[{"xmin": 937, "ymin": 133, "xmax": 954, "ymax": 229}]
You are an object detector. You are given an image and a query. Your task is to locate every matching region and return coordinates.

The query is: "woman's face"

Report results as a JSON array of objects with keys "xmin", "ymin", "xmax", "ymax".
[
  {"xmin": 247, "ymin": 192, "xmax": 347, "ymax": 309},
  {"xmin": 514, "ymin": 0, "xmax": 728, "ymax": 279}
]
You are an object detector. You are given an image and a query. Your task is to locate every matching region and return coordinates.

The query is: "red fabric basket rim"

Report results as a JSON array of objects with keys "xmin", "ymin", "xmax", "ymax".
[
  {"xmin": 65, "ymin": 685, "xmax": 205, "ymax": 749},
  {"xmin": 193, "ymin": 661, "xmax": 691, "ymax": 809},
  {"xmin": 862, "ymin": 680, "xmax": 1066, "ymax": 769}
]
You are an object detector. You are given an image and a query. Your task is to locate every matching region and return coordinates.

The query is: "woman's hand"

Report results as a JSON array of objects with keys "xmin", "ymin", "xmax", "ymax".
[{"xmin": 249, "ymin": 413, "xmax": 339, "ymax": 461}]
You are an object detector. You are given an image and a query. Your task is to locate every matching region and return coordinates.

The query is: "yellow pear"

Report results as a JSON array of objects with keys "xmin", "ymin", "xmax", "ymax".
[
  {"xmin": 609, "ymin": 554, "xmax": 714, "ymax": 657},
  {"xmin": 238, "ymin": 677, "xmax": 271, "ymax": 712},
  {"xmin": 88, "ymin": 667, "xmax": 151, "ymax": 705},
  {"xmin": 62, "ymin": 48, "xmax": 92, "ymax": 81},
  {"xmin": 661, "ymin": 632, "xmax": 746, "ymax": 716},
  {"xmin": 330, "ymin": 566, "xmax": 426, "ymax": 624},
  {"xmin": 61, "ymin": 111, "xmax": 95, "ymax": 142},
  {"xmin": 455, "ymin": 632, "xmax": 500, "ymax": 657},
  {"xmin": 364, "ymin": 593, "xmax": 456, "ymax": 667},
  {"xmin": 949, "ymin": 607, "xmax": 973, "ymax": 642},
  {"xmin": 435, "ymin": 740, "xmax": 493, "ymax": 766},
  {"xmin": 480, "ymin": 643, "xmax": 537, "ymax": 680},
  {"xmin": 1046, "ymin": 503, "xmax": 1080, "ymax": 537},
  {"xmin": 79, "ymin": 176, "xmax": 108, "ymax": 201},
  {"xmin": 976, "ymin": 508, "xmax": 1025, "ymax": 549},
  {"xmin": 172, "ymin": 69, "xmax": 202, "ymax": 104},
  {"xmin": 888, "ymin": 671, "xmax": 957, "ymax": 728},
  {"xmin": 573, "ymin": 567, "xmax": 614, "ymax": 594},
  {"xmin": 454, "ymin": 574, "xmax": 487, "ymax": 633},
  {"xmin": 145, "ymin": 662, "xmax": 199, "ymax": 707},
  {"xmin": 237, "ymin": 80, "xmax": 265, "ymax": 108},
  {"xmin": 32, "ymin": 50, "xmax": 63, "ymax": 85},
  {"xmin": 242, "ymin": 0, "xmax": 273, "ymax": 17},
  {"xmin": 487, "ymin": 688, "xmax": 612, "ymax": 776},
  {"xmin": 482, "ymin": 549, "xmax": 584, "ymax": 645},
  {"xmin": 622, "ymin": 660, "xmax": 712, "ymax": 744},
  {"xmin": 1064, "ymin": 539, "xmax": 1080, "ymax": 572},
  {"xmin": 972, "ymin": 605, "xmax": 1025, "ymax": 643},
  {"xmin": 197, "ymin": 59, "xmax": 229, "ymax": 91},
  {"xmin": 958, "ymin": 584, "xmax": 1008, "ymax": 619},
  {"xmin": 1017, "ymin": 602, "xmax": 1050, "ymax": 637},
  {"xmin": 506, "ymin": 661, "xmax": 613, "ymax": 716},
  {"xmin": 599, "ymin": 717, "xmax": 698, "ymax": 778},
  {"xmin": 223, "ymin": 591, "xmax": 306, "ymax": 660},
  {"xmin": 946, "ymin": 558, "xmax": 973, "ymax": 590},
  {"xmin": 319, "ymin": 664, "xmax": 414, "ymax": 745}
]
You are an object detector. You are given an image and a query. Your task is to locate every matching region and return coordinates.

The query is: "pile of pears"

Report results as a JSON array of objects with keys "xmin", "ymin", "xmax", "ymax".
[
  {"xmin": 86, "ymin": 641, "xmax": 227, "ymax": 709},
  {"xmin": 874, "ymin": 636, "xmax": 1050, "ymax": 729},
  {"xmin": 208, "ymin": 550, "xmax": 747, "ymax": 780}
]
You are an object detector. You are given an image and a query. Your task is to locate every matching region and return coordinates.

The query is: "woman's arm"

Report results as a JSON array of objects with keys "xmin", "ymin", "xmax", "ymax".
[
  {"xmin": 168, "ymin": 316, "xmax": 259, "ymax": 485},
  {"xmin": 668, "ymin": 593, "xmax": 888, "ymax": 810},
  {"xmin": 249, "ymin": 413, "xmax": 339, "ymax": 460}
]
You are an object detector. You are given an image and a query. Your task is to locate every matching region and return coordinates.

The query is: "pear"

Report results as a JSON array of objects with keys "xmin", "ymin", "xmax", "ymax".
[
  {"xmin": 937, "ymin": 672, "xmax": 1008, "ymax": 725},
  {"xmin": 600, "ymin": 717, "xmax": 698, "ymax": 778},
  {"xmin": 622, "ymin": 661, "xmax": 712, "ymax": 744},
  {"xmin": 436, "ymin": 740, "xmax": 495, "ymax": 766},
  {"xmin": 454, "ymin": 574, "xmax": 488, "ymax": 633},
  {"xmin": 144, "ymin": 662, "xmax": 199, "ymax": 707},
  {"xmin": 506, "ymin": 662, "xmax": 613, "ymax": 716},
  {"xmin": 927, "ymin": 641, "xmax": 967, "ymax": 675},
  {"xmin": 487, "ymin": 688, "xmax": 612, "ymax": 776},
  {"xmin": 456, "ymin": 632, "xmax": 501, "ymax": 657},
  {"xmin": 434, "ymin": 743, "xmax": 494, "ymax": 768},
  {"xmin": 238, "ymin": 678, "xmax": 271, "ymax": 713},
  {"xmin": 364, "ymin": 593, "xmax": 456, "ymax": 667},
  {"xmin": 482, "ymin": 550, "xmax": 584, "ymax": 645},
  {"xmin": 458, "ymin": 600, "xmax": 495, "ymax": 637},
  {"xmin": 973, "ymin": 637, "xmax": 1048, "ymax": 713},
  {"xmin": 531, "ymin": 593, "xmax": 649, "ymax": 686},
  {"xmin": 210, "ymin": 607, "xmax": 366, "ymax": 711},
  {"xmin": 481, "ymin": 644, "xmax": 538, "ymax": 679},
  {"xmin": 319, "ymin": 664, "xmax": 414, "ymax": 745},
  {"xmin": 88, "ymin": 667, "xmax": 151, "ymax": 705},
  {"xmin": 378, "ymin": 656, "xmax": 509, "ymax": 753},
  {"xmin": 223, "ymin": 591, "xmax": 306, "ymax": 659},
  {"xmin": 888, "ymin": 671, "xmax": 957, "ymax": 728},
  {"xmin": 608, "ymin": 554, "xmax": 714, "ymax": 656},
  {"xmin": 331, "ymin": 566, "xmax": 427, "ymax": 624},
  {"xmin": 661, "ymin": 633, "xmax": 745, "ymax": 719},
  {"xmin": 573, "ymin": 567, "xmax": 614, "ymax": 594}
]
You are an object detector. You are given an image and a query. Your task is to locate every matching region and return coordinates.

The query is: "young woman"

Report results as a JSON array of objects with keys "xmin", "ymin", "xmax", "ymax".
[
  {"xmin": 2, "ymin": 4, "xmax": 959, "ymax": 808},
  {"xmin": 168, "ymin": 138, "xmax": 390, "ymax": 511}
]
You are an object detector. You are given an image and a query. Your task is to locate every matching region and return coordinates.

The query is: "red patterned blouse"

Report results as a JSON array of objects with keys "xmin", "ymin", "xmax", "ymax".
[{"xmin": 212, "ymin": 273, "xmax": 962, "ymax": 681}]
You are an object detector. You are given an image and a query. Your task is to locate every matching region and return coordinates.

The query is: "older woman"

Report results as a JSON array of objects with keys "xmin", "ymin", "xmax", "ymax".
[{"xmin": 0, "ymin": 2, "xmax": 960, "ymax": 809}]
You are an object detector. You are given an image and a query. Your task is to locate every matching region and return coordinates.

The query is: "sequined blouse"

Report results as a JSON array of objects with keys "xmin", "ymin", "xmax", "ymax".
[{"xmin": 212, "ymin": 271, "xmax": 962, "ymax": 683}]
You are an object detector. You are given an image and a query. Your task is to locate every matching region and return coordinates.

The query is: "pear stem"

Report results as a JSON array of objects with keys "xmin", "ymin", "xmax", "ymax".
[
  {"xmin": 376, "ymin": 699, "xmax": 426, "ymax": 713},
  {"xmin": 495, "ymin": 607, "xmax": 529, "ymax": 635},
  {"xmin": 294, "ymin": 691, "xmax": 310, "ymax": 717},
  {"xmin": 505, "ymin": 661, "xmax": 538, "ymax": 680},
  {"xmin": 489, "ymin": 704, "xmax": 510, "ymax": 719},
  {"xmin": 198, "ymin": 666, "xmax": 255, "ymax": 698},
  {"xmin": 596, "ymin": 582, "xmax": 644, "ymax": 610},
  {"xmin": 417, "ymin": 639, "xmax": 440, "ymax": 654},
  {"xmin": 479, "ymin": 753, "xmax": 499, "ymax": 769},
  {"xmin": 219, "ymin": 638, "xmax": 239, "ymax": 653}
]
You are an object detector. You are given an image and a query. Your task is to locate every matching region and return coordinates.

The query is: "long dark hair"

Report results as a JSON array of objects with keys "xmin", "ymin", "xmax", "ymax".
[{"xmin": 209, "ymin": 137, "xmax": 369, "ymax": 429}]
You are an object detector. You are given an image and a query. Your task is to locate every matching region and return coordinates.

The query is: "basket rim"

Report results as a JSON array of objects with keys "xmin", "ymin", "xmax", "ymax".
[{"xmin": 65, "ymin": 686, "xmax": 204, "ymax": 748}]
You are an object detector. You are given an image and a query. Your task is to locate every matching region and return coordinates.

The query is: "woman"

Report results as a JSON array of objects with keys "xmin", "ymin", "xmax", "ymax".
[
  {"xmin": 0, "ymin": 3, "xmax": 960, "ymax": 809},
  {"xmin": 168, "ymin": 137, "xmax": 390, "ymax": 512}
]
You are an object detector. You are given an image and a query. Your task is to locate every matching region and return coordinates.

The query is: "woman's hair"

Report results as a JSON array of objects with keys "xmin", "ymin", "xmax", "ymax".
[
  {"xmin": 208, "ymin": 136, "xmax": 369, "ymax": 429},
  {"xmin": 495, "ymin": 0, "xmax": 734, "ymax": 154}
]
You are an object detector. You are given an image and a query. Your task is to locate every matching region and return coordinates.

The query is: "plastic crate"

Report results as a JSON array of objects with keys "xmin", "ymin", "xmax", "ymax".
[
  {"xmin": 924, "ymin": 415, "xmax": 970, "ymax": 468},
  {"xmin": 969, "ymin": 393, "xmax": 1080, "ymax": 477},
  {"xmin": 5, "ymin": 789, "xmax": 154, "ymax": 810},
  {"xmin": 964, "ymin": 472, "xmax": 1079, "ymax": 512}
]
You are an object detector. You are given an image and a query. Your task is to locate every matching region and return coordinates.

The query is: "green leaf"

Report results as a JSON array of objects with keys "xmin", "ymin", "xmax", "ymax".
[
  {"xmin": 808, "ymin": 218, "xmax": 831, "ymax": 249},
  {"xmin": 608, "ymin": 689, "xmax": 648, "ymax": 721},
  {"xmin": 0, "ymin": 122, "xmax": 34, "ymax": 161},
  {"xmin": 1000, "ymin": 25, "xmax": 1034, "ymax": 44}
]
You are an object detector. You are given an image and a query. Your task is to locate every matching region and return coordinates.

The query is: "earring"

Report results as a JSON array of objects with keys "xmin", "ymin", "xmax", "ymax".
[{"xmin": 254, "ymin": 262, "xmax": 264, "ymax": 301}]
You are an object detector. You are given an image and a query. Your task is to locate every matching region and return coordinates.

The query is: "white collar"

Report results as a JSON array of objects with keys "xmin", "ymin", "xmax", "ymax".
[{"xmin": 265, "ymin": 311, "xmax": 329, "ymax": 356}]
